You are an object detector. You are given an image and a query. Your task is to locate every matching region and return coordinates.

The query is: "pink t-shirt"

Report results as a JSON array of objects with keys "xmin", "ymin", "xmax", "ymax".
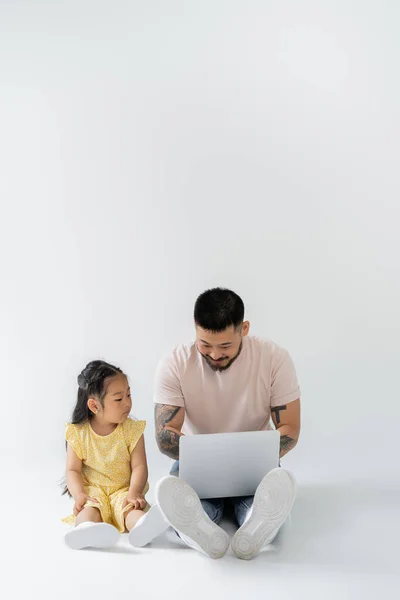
[{"xmin": 154, "ymin": 336, "xmax": 300, "ymax": 435}]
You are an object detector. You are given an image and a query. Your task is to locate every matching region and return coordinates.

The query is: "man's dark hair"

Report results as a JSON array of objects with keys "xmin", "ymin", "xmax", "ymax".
[{"xmin": 194, "ymin": 288, "xmax": 245, "ymax": 332}]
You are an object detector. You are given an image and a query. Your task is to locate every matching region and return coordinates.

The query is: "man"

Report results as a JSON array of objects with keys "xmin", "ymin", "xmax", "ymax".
[{"xmin": 130, "ymin": 288, "xmax": 300, "ymax": 559}]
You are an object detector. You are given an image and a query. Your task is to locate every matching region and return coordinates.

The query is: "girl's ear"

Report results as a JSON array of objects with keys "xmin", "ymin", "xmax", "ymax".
[{"xmin": 87, "ymin": 397, "xmax": 99, "ymax": 415}]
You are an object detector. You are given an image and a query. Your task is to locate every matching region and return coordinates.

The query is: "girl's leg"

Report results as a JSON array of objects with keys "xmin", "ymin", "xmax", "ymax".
[
  {"xmin": 111, "ymin": 490, "xmax": 168, "ymax": 547},
  {"xmin": 124, "ymin": 507, "xmax": 146, "ymax": 532},
  {"xmin": 75, "ymin": 506, "xmax": 102, "ymax": 526}
]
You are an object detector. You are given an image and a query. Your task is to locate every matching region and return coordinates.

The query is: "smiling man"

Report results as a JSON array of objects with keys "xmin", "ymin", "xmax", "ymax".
[{"xmin": 130, "ymin": 288, "xmax": 301, "ymax": 559}]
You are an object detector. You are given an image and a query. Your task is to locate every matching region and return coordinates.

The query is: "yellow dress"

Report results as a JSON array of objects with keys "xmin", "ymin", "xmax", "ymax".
[{"xmin": 62, "ymin": 418, "xmax": 149, "ymax": 533}]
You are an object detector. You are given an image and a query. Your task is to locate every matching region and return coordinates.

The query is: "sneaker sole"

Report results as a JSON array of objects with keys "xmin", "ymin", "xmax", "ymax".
[
  {"xmin": 128, "ymin": 505, "xmax": 169, "ymax": 547},
  {"xmin": 155, "ymin": 477, "xmax": 230, "ymax": 559},
  {"xmin": 231, "ymin": 468, "xmax": 296, "ymax": 560},
  {"xmin": 65, "ymin": 523, "xmax": 120, "ymax": 550}
]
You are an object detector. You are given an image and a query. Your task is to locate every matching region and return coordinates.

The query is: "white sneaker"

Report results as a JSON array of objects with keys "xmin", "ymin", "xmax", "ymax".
[
  {"xmin": 128, "ymin": 504, "xmax": 169, "ymax": 547},
  {"xmin": 155, "ymin": 476, "xmax": 230, "ymax": 559},
  {"xmin": 64, "ymin": 522, "xmax": 120, "ymax": 550},
  {"xmin": 231, "ymin": 468, "xmax": 296, "ymax": 560}
]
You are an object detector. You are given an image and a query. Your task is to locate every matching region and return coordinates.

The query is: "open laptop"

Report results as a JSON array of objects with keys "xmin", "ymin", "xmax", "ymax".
[{"xmin": 179, "ymin": 430, "xmax": 280, "ymax": 499}]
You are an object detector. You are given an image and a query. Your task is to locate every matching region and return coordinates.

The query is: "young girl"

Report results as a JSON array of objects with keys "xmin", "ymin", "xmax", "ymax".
[{"xmin": 62, "ymin": 360, "xmax": 166, "ymax": 550}]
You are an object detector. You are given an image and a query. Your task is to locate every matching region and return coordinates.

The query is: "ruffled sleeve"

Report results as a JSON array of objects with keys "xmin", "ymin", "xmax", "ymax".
[
  {"xmin": 123, "ymin": 418, "xmax": 146, "ymax": 454},
  {"xmin": 65, "ymin": 423, "xmax": 83, "ymax": 460}
]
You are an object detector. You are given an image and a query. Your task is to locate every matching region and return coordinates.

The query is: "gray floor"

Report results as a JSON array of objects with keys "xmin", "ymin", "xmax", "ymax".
[{"xmin": 5, "ymin": 464, "xmax": 400, "ymax": 600}]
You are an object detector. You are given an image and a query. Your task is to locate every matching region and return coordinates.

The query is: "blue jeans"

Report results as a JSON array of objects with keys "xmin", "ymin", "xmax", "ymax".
[{"xmin": 170, "ymin": 460, "xmax": 254, "ymax": 528}]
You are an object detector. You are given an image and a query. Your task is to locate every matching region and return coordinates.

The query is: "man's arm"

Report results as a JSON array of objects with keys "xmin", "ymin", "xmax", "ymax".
[
  {"xmin": 271, "ymin": 398, "xmax": 301, "ymax": 458},
  {"xmin": 155, "ymin": 404, "xmax": 185, "ymax": 460}
]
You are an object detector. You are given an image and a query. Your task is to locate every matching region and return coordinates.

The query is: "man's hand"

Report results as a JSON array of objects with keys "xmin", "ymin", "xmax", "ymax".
[
  {"xmin": 73, "ymin": 492, "xmax": 99, "ymax": 516},
  {"xmin": 122, "ymin": 493, "xmax": 147, "ymax": 511},
  {"xmin": 155, "ymin": 404, "xmax": 185, "ymax": 460}
]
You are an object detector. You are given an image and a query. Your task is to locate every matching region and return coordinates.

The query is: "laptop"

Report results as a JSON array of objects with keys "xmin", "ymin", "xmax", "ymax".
[{"xmin": 179, "ymin": 430, "xmax": 280, "ymax": 499}]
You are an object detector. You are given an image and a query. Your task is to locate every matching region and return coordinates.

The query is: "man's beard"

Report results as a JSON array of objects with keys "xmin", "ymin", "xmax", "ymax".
[{"xmin": 200, "ymin": 341, "xmax": 243, "ymax": 372}]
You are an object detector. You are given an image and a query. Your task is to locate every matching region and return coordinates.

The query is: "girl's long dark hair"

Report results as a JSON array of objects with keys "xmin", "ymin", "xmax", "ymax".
[
  {"xmin": 72, "ymin": 360, "xmax": 123, "ymax": 424},
  {"xmin": 62, "ymin": 360, "xmax": 124, "ymax": 495}
]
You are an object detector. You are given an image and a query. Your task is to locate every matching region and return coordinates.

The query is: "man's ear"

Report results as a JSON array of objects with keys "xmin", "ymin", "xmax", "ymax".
[{"xmin": 242, "ymin": 321, "xmax": 250, "ymax": 336}]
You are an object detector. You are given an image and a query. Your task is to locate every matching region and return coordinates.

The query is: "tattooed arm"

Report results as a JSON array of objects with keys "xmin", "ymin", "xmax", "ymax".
[
  {"xmin": 271, "ymin": 399, "xmax": 301, "ymax": 458},
  {"xmin": 155, "ymin": 404, "xmax": 185, "ymax": 460},
  {"xmin": 154, "ymin": 352, "xmax": 186, "ymax": 460}
]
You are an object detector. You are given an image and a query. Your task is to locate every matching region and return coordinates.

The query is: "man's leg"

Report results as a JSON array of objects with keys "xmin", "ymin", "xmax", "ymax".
[
  {"xmin": 200, "ymin": 499, "xmax": 225, "ymax": 524},
  {"xmin": 170, "ymin": 460, "xmax": 180, "ymax": 477},
  {"xmin": 156, "ymin": 476, "xmax": 230, "ymax": 559},
  {"xmin": 230, "ymin": 468, "xmax": 296, "ymax": 560},
  {"xmin": 231, "ymin": 495, "xmax": 254, "ymax": 528}
]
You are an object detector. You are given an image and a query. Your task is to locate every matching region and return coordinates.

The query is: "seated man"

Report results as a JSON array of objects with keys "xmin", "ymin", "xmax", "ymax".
[{"xmin": 131, "ymin": 287, "xmax": 300, "ymax": 560}]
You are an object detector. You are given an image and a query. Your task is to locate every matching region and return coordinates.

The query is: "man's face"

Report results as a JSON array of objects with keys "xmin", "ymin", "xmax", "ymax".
[{"xmin": 195, "ymin": 323, "xmax": 250, "ymax": 372}]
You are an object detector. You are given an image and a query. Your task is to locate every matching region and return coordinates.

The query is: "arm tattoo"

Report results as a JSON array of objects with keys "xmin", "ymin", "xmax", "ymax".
[
  {"xmin": 271, "ymin": 405, "xmax": 287, "ymax": 425},
  {"xmin": 280, "ymin": 435, "xmax": 296, "ymax": 456},
  {"xmin": 155, "ymin": 405, "xmax": 181, "ymax": 428},
  {"xmin": 156, "ymin": 429, "xmax": 180, "ymax": 460},
  {"xmin": 155, "ymin": 404, "xmax": 182, "ymax": 460}
]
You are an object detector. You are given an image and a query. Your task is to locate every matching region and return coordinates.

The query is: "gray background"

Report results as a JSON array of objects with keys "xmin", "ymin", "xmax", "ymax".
[{"xmin": 1, "ymin": 1, "xmax": 399, "ymax": 598}]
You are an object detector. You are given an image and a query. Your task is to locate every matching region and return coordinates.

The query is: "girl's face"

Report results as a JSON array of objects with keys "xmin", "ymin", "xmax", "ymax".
[{"xmin": 89, "ymin": 374, "xmax": 132, "ymax": 424}]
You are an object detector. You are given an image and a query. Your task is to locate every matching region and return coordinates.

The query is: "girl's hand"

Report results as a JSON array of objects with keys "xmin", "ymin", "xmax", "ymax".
[
  {"xmin": 123, "ymin": 492, "xmax": 147, "ymax": 511},
  {"xmin": 73, "ymin": 492, "xmax": 99, "ymax": 516}
]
